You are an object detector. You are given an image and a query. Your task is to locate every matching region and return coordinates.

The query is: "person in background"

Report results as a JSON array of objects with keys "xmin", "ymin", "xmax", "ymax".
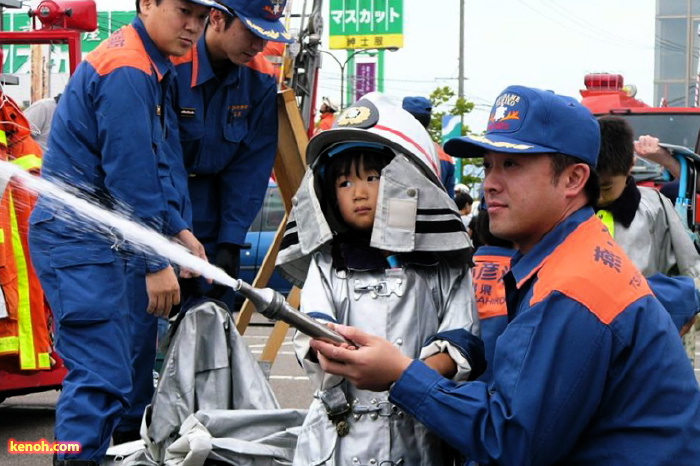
[
  {"xmin": 314, "ymin": 96, "xmax": 338, "ymax": 134},
  {"xmin": 24, "ymin": 93, "xmax": 61, "ymax": 152},
  {"xmin": 455, "ymin": 189, "xmax": 474, "ymax": 230},
  {"xmin": 634, "ymin": 134, "xmax": 700, "ymax": 201},
  {"xmin": 309, "ymin": 85, "xmax": 700, "ymax": 464},
  {"xmin": 596, "ymin": 115, "xmax": 700, "ymax": 352},
  {"xmin": 28, "ymin": 0, "xmax": 219, "ymax": 463},
  {"xmin": 402, "ymin": 95, "xmax": 456, "ymax": 197},
  {"xmin": 172, "ymin": 0, "xmax": 293, "ymax": 309},
  {"xmin": 470, "ymin": 208, "xmax": 514, "ymax": 383},
  {"xmin": 277, "ymin": 92, "xmax": 483, "ymax": 466}
]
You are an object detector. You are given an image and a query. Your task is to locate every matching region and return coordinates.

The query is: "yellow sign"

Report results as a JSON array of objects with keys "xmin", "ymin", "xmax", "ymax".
[{"xmin": 329, "ymin": 33, "xmax": 403, "ymax": 50}]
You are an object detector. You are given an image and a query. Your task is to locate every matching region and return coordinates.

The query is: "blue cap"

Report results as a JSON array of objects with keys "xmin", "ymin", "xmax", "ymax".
[
  {"xmin": 444, "ymin": 85, "xmax": 600, "ymax": 166},
  {"xmin": 402, "ymin": 96, "xmax": 432, "ymax": 118},
  {"xmin": 218, "ymin": 0, "xmax": 294, "ymax": 43}
]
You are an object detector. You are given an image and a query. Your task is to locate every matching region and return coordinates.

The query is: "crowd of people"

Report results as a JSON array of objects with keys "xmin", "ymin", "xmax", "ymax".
[{"xmin": 16, "ymin": 1, "xmax": 700, "ymax": 465}]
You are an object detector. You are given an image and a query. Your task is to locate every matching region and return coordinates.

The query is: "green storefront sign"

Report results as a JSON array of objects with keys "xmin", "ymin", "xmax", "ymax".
[
  {"xmin": 1, "ymin": 11, "xmax": 135, "ymax": 74},
  {"xmin": 328, "ymin": 0, "xmax": 403, "ymax": 50}
]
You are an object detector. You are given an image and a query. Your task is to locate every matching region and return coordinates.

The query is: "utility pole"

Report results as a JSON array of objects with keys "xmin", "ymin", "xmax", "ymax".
[
  {"xmin": 456, "ymin": 0, "xmax": 466, "ymax": 186},
  {"xmin": 458, "ymin": 0, "xmax": 465, "ymax": 102}
]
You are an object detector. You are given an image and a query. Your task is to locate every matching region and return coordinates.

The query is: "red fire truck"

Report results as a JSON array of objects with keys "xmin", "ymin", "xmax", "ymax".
[
  {"xmin": 0, "ymin": 0, "xmax": 97, "ymax": 403},
  {"xmin": 580, "ymin": 72, "xmax": 700, "ymax": 245}
]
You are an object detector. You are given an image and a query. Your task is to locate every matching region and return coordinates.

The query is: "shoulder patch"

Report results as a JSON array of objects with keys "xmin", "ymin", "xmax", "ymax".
[
  {"xmin": 531, "ymin": 216, "xmax": 652, "ymax": 324},
  {"xmin": 86, "ymin": 26, "xmax": 153, "ymax": 77}
]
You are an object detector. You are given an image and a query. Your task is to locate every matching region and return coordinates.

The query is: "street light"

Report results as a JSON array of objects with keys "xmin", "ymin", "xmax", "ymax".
[{"xmin": 319, "ymin": 47, "xmax": 398, "ymax": 109}]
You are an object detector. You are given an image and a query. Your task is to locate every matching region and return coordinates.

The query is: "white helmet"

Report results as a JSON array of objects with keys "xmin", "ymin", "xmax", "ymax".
[
  {"xmin": 321, "ymin": 96, "xmax": 339, "ymax": 112},
  {"xmin": 309, "ymin": 92, "xmax": 441, "ymax": 186}
]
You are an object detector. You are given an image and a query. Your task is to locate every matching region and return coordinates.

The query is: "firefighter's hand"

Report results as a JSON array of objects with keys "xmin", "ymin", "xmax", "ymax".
[
  {"xmin": 146, "ymin": 266, "xmax": 180, "ymax": 318},
  {"xmin": 310, "ymin": 324, "xmax": 412, "ymax": 392},
  {"xmin": 174, "ymin": 229, "xmax": 209, "ymax": 281}
]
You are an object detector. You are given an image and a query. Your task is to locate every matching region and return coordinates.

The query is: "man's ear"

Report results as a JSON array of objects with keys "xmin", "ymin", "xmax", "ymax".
[
  {"xmin": 564, "ymin": 163, "xmax": 590, "ymax": 197},
  {"xmin": 139, "ymin": 0, "xmax": 153, "ymax": 15},
  {"xmin": 209, "ymin": 9, "xmax": 227, "ymax": 31}
]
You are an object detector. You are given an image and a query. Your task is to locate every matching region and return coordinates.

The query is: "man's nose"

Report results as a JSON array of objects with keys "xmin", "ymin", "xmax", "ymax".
[
  {"xmin": 252, "ymin": 37, "xmax": 266, "ymax": 53},
  {"xmin": 186, "ymin": 15, "xmax": 206, "ymax": 34},
  {"xmin": 482, "ymin": 171, "xmax": 500, "ymax": 193}
]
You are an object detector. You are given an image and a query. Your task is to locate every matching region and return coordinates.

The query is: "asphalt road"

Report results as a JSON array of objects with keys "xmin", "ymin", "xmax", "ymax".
[{"xmin": 0, "ymin": 316, "xmax": 312, "ymax": 466}]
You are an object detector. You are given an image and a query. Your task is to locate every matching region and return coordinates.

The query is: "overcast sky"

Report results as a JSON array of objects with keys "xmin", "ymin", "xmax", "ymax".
[{"xmin": 67, "ymin": 1, "xmax": 657, "ymax": 133}]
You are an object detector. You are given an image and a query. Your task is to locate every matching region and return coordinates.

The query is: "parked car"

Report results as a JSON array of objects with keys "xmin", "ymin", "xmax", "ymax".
[{"xmin": 237, "ymin": 182, "xmax": 293, "ymax": 304}]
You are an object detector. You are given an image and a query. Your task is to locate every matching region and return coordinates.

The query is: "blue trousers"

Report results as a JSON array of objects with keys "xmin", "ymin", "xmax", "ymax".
[
  {"xmin": 29, "ymin": 219, "xmax": 131, "ymax": 462},
  {"xmin": 114, "ymin": 263, "xmax": 159, "ymax": 435}
]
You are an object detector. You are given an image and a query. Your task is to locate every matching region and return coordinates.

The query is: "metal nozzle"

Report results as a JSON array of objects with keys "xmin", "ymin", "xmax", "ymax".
[{"xmin": 236, "ymin": 279, "xmax": 350, "ymax": 345}]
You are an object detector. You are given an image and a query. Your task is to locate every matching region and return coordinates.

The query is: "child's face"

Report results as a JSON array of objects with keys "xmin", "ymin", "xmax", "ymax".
[
  {"xmin": 597, "ymin": 173, "xmax": 627, "ymax": 207},
  {"xmin": 335, "ymin": 161, "xmax": 381, "ymax": 232}
]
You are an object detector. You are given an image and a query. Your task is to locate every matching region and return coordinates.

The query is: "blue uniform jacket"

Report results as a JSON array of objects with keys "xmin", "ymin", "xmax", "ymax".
[
  {"xmin": 390, "ymin": 208, "xmax": 700, "ymax": 465},
  {"xmin": 33, "ymin": 18, "xmax": 189, "ymax": 272},
  {"xmin": 173, "ymin": 37, "xmax": 278, "ymax": 249}
]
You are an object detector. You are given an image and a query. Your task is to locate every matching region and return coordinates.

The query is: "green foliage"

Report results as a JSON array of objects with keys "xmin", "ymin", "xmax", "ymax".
[{"xmin": 427, "ymin": 86, "xmax": 482, "ymax": 190}]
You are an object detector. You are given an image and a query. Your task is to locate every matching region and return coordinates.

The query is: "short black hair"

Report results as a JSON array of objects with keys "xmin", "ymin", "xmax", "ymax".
[
  {"xmin": 455, "ymin": 190, "xmax": 473, "ymax": 211},
  {"xmin": 136, "ymin": 0, "xmax": 162, "ymax": 14},
  {"xmin": 222, "ymin": 9, "xmax": 237, "ymax": 29},
  {"xmin": 550, "ymin": 153, "xmax": 600, "ymax": 207},
  {"xmin": 597, "ymin": 115, "xmax": 635, "ymax": 177},
  {"xmin": 410, "ymin": 113, "xmax": 430, "ymax": 129}
]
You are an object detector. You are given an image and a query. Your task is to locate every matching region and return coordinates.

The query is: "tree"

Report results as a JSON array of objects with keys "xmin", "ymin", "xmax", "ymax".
[{"xmin": 427, "ymin": 86, "xmax": 482, "ymax": 191}]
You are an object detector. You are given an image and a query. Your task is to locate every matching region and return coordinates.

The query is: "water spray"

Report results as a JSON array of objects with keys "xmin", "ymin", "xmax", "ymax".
[{"xmin": 1, "ymin": 161, "xmax": 349, "ymax": 345}]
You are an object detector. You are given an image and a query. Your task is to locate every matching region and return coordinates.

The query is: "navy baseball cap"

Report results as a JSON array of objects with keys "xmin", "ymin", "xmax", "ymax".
[
  {"xmin": 218, "ymin": 0, "xmax": 294, "ymax": 43},
  {"xmin": 444, "ymin": 85, "xmax": 600, "ymax": 166},
  {"xmin": 402, "ymin": 96, "xmax": 432, "ymax": 118}
]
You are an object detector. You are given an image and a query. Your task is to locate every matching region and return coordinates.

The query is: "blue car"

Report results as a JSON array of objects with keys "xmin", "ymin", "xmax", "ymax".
[{"xmin": 238, "ymin": 182, "xmax": 293, "ymax": 301}]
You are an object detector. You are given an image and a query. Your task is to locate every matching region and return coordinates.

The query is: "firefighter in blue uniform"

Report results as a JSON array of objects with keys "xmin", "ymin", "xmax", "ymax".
[
  {"xmin": 27, "ymin": 0, "xmax": 222, "ymax": 464},
  {"xmin": 172, "ymin": 0, "xmax": 293, "ymax": 308},
  {"xmin": 310, "ymin": 85, "xmax": 700, "ymax": 464}
]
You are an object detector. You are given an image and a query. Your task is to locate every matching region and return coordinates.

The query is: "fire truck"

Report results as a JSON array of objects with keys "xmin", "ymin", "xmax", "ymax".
[
  {"xmin": 580, "ymin": 72, "xmax": 700, "ymax": 245},
  {"xmin": 0, "ymin": 0, "xmax": 98, "ymax": 403}
]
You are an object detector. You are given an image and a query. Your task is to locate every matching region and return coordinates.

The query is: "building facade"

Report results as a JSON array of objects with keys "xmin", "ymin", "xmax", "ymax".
[{"xmin": 655, "ymin": 0, "xmax": 700, "ymax": 106}]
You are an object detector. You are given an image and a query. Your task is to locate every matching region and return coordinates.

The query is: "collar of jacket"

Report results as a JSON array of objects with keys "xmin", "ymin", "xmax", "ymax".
[
  {"xmin": 132, "ymin": 16, "xmax": 176, "ymax": 81},
  {"xmin": 191, "ymin": 31, "xmax": 241, "ymax": 88},
  {"xmin": 508, "ymin": 207, "xmax": 595, "ymax": 288},
  {"xmin": 594, "ymin": 176, "xmax": 640, "ymax": 228},
  {"xmin": 338, "ymin": 241, "xmax": 439, "ymax": 272}
]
